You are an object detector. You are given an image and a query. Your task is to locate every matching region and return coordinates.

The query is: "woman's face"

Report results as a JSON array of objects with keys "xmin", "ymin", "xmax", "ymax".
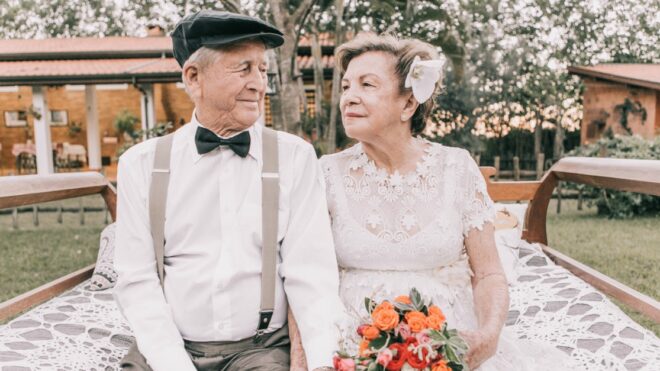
[{"xmin": 340, "ymin": 51, "xmax": 411, "ymax": 142}]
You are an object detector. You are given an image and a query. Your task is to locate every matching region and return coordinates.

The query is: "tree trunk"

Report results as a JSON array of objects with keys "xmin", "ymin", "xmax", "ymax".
[
  {"xmin": 267, "ymin": 0, "xmax": 315, "ymax": 134},
  {"xmin": 267, "ymin": 50, "xmax": 285, "ymax": 130},
  {"xmin": 326, "ymin": 0, "xmax": 346, "ymax": 153},
  {"xmin": 553, "ymin": 114, "xmax": 564, "ymax": 161},
  {"xmin": 311, "ymin": 28, "xmax": 325, "ymax": 139},
  {"xmin": 534, "ymin": 114, "xmax": 543, "ymax": 157}
]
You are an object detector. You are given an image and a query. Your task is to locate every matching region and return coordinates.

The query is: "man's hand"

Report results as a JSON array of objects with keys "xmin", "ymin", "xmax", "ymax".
[{"xmin": 288, "ymin": 309, "xmax": 308, "ymax": 371}]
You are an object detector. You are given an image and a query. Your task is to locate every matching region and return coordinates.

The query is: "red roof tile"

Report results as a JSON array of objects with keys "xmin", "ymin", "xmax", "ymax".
[
  {"xmin": 568, "ymin": 64, "xmax": 660, "ymax": 91},
  {"xmin": 0, "ymin": 37, "xmax": 172, "ymax": 59},
  {"xmin": 298, "ymin": 33, "xmax": 335, "ymax": 47},
  {"xmin": 0, "ymin": 55, "xmax": 333, "ymax": 85}
]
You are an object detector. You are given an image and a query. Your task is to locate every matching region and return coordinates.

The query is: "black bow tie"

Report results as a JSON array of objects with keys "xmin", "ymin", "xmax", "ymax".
[{"xmin": 195, "ymin": 126, "xmax": 251, "ymax": 158}]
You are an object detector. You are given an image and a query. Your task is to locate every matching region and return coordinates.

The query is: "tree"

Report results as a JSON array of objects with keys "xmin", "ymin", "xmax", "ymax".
[{"xmin": 266, "ymin": 0, "xmax": 317, "ymax": 133}]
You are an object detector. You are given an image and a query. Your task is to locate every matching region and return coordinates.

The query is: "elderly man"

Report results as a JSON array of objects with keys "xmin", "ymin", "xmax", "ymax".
[{"xmin": 114, "ymin": 10, "xmax": 340, "ymax": 371}]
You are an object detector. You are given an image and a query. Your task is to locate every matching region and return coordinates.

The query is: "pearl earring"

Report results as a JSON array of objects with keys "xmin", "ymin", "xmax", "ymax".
[{"xmin": 401, "ymin": 114, "xmax": 407, "ymax": 122}]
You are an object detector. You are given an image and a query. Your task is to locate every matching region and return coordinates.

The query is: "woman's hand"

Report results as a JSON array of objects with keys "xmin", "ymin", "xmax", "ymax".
[{"xmin": 459, "ymin": 329, "xmax": 499, "ymax": 370}]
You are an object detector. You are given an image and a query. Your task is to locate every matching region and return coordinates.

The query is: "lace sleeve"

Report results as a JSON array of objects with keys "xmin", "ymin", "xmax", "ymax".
[{"xmin": 461, "ymin": 150, "xmax": 496, "ymax": 237}]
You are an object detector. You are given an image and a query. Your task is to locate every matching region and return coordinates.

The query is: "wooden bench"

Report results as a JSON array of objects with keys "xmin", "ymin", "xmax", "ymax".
[{"xmin": 0, "ymin": 157, "xmax": 658, "ymax": 370}]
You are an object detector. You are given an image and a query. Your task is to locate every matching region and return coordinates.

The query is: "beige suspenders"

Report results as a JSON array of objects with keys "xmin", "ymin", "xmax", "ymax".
[{"xmin": 149, "ymin": 127, "xmax": 280, "ymax": 336}]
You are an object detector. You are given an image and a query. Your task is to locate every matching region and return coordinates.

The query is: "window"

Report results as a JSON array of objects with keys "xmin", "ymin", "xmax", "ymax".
[
  {"xmin": 49, "ymin": 110, "xmax": 68, "ymax": 126},
  {"xmin": 4, "ymin": 110, "xmax": 27, "ymax": 127}
]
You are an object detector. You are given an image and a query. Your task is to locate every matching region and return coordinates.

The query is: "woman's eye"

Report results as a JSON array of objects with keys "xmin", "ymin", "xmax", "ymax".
[
  {"xmin": 341, "ymin": 85, "xmax": 349, "ymax": 91},
  {"xmin": 363, "ymin": 82, "xmax": 374, "ymax": 87}
]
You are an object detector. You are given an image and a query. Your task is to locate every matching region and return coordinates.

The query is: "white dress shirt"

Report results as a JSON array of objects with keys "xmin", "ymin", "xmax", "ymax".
[{"xmin": 113, "ymin": 114, "xmax": 342, "ymax": 370}]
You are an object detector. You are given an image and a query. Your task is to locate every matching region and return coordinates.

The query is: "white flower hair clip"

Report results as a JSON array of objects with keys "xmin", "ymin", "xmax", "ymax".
[{"xmin": 404, "ymin": 56, "xmax": 444, "ymax": 104}]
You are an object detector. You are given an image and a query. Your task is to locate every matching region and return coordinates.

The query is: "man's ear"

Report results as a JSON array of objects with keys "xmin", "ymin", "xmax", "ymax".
[
  {"xmin": 183, "ymin": 63, "xmax": 202, "ymax": 100},
  {"xmin": 401, "ymin": 93, "xmax": 419, "ymax": 122}
]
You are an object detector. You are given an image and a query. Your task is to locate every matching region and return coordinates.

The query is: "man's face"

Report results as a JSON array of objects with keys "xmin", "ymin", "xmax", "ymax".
[{"xmin": 197, "ymin": 40, "xmax": 268, "ymax": 131}]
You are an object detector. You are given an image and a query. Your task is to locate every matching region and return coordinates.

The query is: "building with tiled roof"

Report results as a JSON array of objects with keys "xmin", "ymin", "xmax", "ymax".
[
  {"xmin": 0, "ymin": 34, "xmax": 335, "ymax": 175},
  {"xmin": 568, "ymin": 64, "xmax": 660, "ymax": 144}
]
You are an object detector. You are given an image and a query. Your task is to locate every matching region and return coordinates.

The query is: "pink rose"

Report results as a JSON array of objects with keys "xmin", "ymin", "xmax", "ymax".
[
  {"xmin": 415, "ymin": 330, "xmax": 431, "ymax": 345},
  {"xmin": 336, "ymin": 358, "xmax": 356, "ymax": 371},
  {"xmin": 395, "ymin": 322, "xmax": 412, "ymax": 339},
  {"xmin": 376, "ymin": 348, "xmax": 394, "ymax": 367}
]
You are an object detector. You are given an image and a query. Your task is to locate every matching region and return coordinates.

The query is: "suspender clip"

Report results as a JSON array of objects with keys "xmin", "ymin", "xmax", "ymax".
[{"xmin": 254, "ymin": 309, "xmax": 274, "ymax": 342}]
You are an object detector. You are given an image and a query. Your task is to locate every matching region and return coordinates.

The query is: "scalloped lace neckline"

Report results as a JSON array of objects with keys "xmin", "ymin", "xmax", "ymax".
[{"xmin": 348, "ymin": 138, "xmax": 440, "ymax": 185}]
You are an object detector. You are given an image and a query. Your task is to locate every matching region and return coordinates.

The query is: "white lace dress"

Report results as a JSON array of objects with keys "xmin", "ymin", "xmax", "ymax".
[{"xmin": 320, "ymin": 140, "xmax": 573, "ymax": 370}]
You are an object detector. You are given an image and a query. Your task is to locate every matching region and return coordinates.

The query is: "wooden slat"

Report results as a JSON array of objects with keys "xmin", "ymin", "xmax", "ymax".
[
  {"xmin": 0, "ymin": 172, "xmax": 109, "ymax": 209},
  {"xmin": 0, "ymin": 265, "xmax": 94, "ymax": 323},
  {"xmin": 480, "ymin": 166, "xmax": 541, "ymax": 202},
  {"xmin": 552, "ymin": 157, "xmax": 660, "ymax": 196},
  {"xmin": 101, "ymin": 182, "xmax": 118, "ymax": 221},
  {"xmin": 542, "ymin": 244, "xmax": 660, "ymax": 323}
]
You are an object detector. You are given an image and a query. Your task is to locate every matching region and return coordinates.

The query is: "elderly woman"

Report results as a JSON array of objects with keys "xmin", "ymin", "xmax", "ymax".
[{"xmin": 319, "ymin": 33, "xmax": 570, "ymax": 370}]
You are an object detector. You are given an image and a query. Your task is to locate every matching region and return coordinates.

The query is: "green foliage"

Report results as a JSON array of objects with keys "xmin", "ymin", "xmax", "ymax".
[
  {"xmin": 567, "ymin": 135, "xmax": 660, "ymax": 218},
  {"xmin": 114, "ymin": 110, "xmax": 140, "ymax": 139},
  {"xmin": 117, "ymin": 121, "xmax": 174, "ymax": 157}
]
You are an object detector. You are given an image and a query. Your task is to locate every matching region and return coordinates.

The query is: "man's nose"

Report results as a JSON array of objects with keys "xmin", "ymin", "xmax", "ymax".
[{"xmin": 246, "ymin": 68, "xmax": 266, "ymax": 93}]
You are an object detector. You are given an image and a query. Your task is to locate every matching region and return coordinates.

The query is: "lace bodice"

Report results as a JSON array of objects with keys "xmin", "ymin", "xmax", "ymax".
[{"xmin": 320, "ymin": 140, "xmax": 497, "ymax": 272}]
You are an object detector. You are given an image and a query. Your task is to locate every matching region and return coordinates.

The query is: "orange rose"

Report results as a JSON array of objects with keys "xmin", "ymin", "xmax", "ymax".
[
  {"xmin": 362, "ymin": 325, "xmax": 380, "ymax": 340},
  {"xmin": 432, "ymin": 360, "xmax": 451, "ymax": 371},
  {"xmin": 394, "ymin": 295, "xmax": 412, "ymax": 305},
  {"xmin": 373, "ymin": 301, "xmax": 394, "ymax": 312},
  {"xmin": 426, "ymin": 313, "xmax": 446, "ymax": 330},
  {"xmin": 404, "ymin": 311, "xmax": 428, "ymax": 333},
  {"xmin": 372, "ymin": 308, "xmax": 400, "ymax": 331},
  {"xmin": 428, "ymin": 305, "xmax": 444, "ymax": 318},
  {"xmin": 359, "ymin": 339, "xmax": 370, "ymax": 357}
]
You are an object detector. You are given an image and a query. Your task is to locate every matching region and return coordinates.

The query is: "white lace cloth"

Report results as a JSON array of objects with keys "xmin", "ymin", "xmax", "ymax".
[
  {"xmin": 320, "ymin": 141, "xmax": 658, "ymax": 371},
  {"xmin": 0, "ymin": 247, "xmax": 658, "ymax": 369}
]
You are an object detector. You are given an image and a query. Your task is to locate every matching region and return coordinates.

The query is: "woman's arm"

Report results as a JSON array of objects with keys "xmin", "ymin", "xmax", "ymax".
[
  {"xmin": 463, "ymin": 222, "xmax": 509, "ymax": 369},
  {"xmin": 288, "ymin": 308, "xmax": 308, "ymax": 371}
]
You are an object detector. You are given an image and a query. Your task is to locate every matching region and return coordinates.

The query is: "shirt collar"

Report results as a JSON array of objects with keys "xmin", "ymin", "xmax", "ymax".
[{"xmin": 187, "ymin": 111, "xmax": 263, "ymax": 165}]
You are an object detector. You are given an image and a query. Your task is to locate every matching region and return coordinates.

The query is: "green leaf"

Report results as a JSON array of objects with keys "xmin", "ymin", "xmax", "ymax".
[
  {"xmin": 447, "ymin": 361, "xmax": 465, "ymax": 371},
  {"xmin": 393, "ymin": 301, "xmax": 416, "ymax": 312},
  {"xmin": 365, "ymin": 297, "xmax": 376, "ymax": 314},
  {"xmin": 369, "ymin": 332, "xmax": 390, "ymax": 351},
  {"xmin": 410, "ymin": 288, "xmax": 424, "ymax": 310}
]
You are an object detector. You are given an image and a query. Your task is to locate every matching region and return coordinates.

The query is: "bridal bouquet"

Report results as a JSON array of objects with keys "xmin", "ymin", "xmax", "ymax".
[{"xmin": 334, "ymin": 288, "xmax": 469, "ymax": 371}]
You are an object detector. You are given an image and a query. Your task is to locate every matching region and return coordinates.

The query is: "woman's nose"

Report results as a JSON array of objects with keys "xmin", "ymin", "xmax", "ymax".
[{"xmin": 341, "ymin": 89, "xmax": 361, "ymax": 107}]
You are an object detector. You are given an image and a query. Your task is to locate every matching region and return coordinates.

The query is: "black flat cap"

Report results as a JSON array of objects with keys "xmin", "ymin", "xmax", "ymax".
[{"xmin": 171, "ymin": 10, "xmax": 284, "ymax": 67}]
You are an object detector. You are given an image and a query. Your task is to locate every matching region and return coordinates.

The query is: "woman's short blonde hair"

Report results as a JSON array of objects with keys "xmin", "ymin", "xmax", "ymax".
[{"xmin": 336, "ymin": 33, "xmax": 441, "ymax": 135}]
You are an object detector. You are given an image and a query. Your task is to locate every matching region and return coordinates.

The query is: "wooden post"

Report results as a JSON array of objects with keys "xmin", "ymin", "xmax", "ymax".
[
  {"xmin": 536, "ymin": 153, "xmax": 545, "ymax": 180},
  {"xmin": 12, "ymin": 207, "xmax": 18, "ymax": 229},
  {"xmin": 556, "ymin": 181, "xmax": 562, "ymax": 214},
  {"xmin": 79, "ymin": 198, "xmax": 85, "ymax": 225},
  {"xmin": 494, "ymin": 156, "xmax": 500, "ymax": 181},
  {"xmin": 57, "ymin": 204, "xmax": 63, "ymax": 223},
  {"xmin": 32, "ymin": 205, "xmax": 39, "ymax": 226},
  {"xmin": 513, "ymin": 156, "xmax": 520, "ymax": 181},
  {"xmin": 577, "ymin": 188, "xmax": 583, "ymax": 211}
]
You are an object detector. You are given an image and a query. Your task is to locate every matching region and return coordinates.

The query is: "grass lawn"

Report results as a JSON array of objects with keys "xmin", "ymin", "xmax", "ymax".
[
  {"xmin": 0, "ymin": 195, "xmax": 108, "ymax": 303},
  {"xmin": 0, "ymin": 195, "xmax": 657, "ymax": 337},
  {"xmin": 546, "ymin": 198, "xmax": 659, "ymax": 336}
]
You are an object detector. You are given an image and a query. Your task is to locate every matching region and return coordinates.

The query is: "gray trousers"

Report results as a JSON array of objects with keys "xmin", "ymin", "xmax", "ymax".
[{"xmin": 121, "ymin": 325, "xmax": 290, "ymax": 371}]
